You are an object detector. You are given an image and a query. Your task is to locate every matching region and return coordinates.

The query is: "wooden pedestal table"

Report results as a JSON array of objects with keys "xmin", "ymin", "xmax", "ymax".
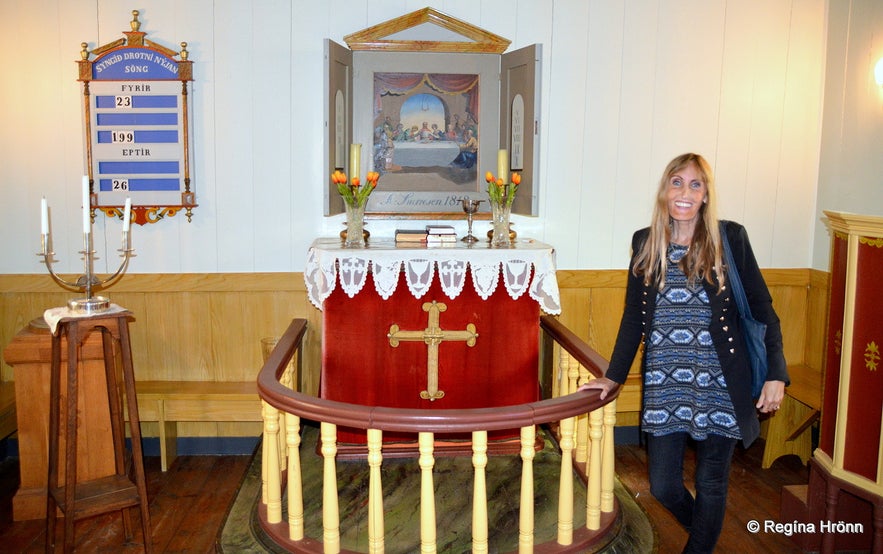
[{"xmin": 44, "ymin": 310, "xmax": 152, "ymax": 553}]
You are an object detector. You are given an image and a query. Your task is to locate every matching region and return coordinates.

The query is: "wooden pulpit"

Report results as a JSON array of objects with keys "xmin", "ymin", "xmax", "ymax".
[
  {"xmin": 305, "ymin": 238, "xmax": 561, "ymax": 455},
  {"xmin": 1, "ymin": 318, "xmax": 116, "ymax": 521},
  {"xmin": 781, "ymin": 212, "xmax": 883, "ymax": 553}
]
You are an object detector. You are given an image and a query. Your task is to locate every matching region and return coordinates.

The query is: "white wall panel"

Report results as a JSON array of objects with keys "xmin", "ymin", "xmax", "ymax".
[
  {"xmin": 213, "ymin": 1, "xmax": 254, "ymax": 272},
  {"xmin": 542, "ymin": 0, "xmax": 592, "ymax": 266},
  {"xmin": 814, "ymin": 0, "xmax": 883, "ymax": 269},
  {"xmin": 0, "ymin": 0, "xmax": 852, "ymax": 276},
  {"xmin": 578, "ymin": 0, "xmax": 625, "ymax": 268}
]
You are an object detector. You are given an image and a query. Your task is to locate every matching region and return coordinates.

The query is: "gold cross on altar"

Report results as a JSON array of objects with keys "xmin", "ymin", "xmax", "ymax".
[{"xmin": 387, "ymin": 300, "xmax": 478, "ymax": 401}]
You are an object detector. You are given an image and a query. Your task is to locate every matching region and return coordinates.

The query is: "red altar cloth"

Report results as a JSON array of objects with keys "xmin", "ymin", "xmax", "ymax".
[{"xmin": 321, "ymin": 270, "xmax": 540, "ymax": 445}]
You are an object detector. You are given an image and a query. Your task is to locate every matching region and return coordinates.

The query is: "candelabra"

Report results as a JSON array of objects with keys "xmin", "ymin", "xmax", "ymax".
[{"xmin": 38, "ymin": 192, "xmax": 134, "ymax": 314}]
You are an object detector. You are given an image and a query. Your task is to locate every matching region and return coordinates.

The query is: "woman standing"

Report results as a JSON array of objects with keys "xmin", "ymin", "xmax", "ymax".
[{"xmin": 580, "ymin": 153, "xmax": 789, "ymax": 553}]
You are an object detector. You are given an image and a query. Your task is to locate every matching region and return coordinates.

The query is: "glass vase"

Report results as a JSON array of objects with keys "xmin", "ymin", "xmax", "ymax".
[
  {"xmin": 343, "ymin": 202, "xmax": 366, "ymax": 248},
  {"xmin": 490, "ymin": 200, "xmax": 511, "ymax": 248}
]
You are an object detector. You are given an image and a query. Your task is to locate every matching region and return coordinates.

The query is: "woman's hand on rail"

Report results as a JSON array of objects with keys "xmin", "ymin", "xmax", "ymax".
[{"xmin": 578, "ymin": 377, "xmax": 620, "ymax": 401}]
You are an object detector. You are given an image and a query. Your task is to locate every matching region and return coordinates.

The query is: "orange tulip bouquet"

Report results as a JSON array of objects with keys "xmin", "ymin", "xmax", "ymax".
[
  {"xmin": 484, "ymin": 171, "xmax": 521, "ymax": 247},
  {"xmin": 332, "ymin": 169, "xmax": 379, "ymax": 247}
]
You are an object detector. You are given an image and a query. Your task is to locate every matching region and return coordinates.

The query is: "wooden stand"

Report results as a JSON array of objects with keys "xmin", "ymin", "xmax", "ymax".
[{"xmin": 44, "ymin": 311, "xmax": 152, "ymax": 553}]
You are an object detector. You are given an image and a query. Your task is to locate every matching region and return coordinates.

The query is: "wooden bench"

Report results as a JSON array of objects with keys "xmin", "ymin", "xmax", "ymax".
[
  {"xmin": 126, "ymin": 381, "xmax": 262, "ymax": 471},
  {"xmin": 762, "ymin": 364, "xmax": 822, "ymax": 468},
  {"xmin": 0, "ymin": 381, "xmax": 16, "ymax": 441}
]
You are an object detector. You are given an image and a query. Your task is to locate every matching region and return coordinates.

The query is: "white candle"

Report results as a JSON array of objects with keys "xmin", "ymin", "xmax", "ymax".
[
  {"xmin": 349, "ymin": 143, "xmax": 361, "ymax": 181},
  {"xmin": 497, "ymin": 149, "xmax": 509, "ymax": 184},
  {"xmin": 41, "ymin": 197, "xmax": 49, "ymax": 235},
  {"xmin": 82, "ymin": 176, "xmax": 91, "ymax": 234},
  {"xmin": 123, "ymin": 197, "xmax": 132, "ymax": 232}
]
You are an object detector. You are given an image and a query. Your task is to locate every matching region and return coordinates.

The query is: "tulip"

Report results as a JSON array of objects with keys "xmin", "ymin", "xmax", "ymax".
[
  {"xmin": 511, "ymin": 172, "xmax": 521, "ymax": 185},
  {"xmin": 485, "ymin": 171, "xmax": 494, "ymax": 183}
]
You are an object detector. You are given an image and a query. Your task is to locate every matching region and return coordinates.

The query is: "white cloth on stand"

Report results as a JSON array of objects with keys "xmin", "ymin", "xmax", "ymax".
[
  {"xmin": 304, "ymin": 238, "xmax": 562, "ymax": 314},
  {"xmin": 43, "ymin": 303, "xmax": 128, "ymax": 334}
]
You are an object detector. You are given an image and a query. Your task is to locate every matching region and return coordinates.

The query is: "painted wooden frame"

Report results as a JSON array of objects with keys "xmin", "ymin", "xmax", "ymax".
[{"xmin": 77, "ymin": 10, "xmax": 196, "ymax": 225}]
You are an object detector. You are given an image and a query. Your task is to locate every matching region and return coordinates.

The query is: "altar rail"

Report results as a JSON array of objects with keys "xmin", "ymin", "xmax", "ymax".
[{"xmin": 257, "ymin": 316, "xmax": 620, "ymax": 553}]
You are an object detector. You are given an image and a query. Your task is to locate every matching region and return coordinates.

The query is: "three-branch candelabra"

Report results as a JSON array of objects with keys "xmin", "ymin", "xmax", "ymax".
[{"xmin": 38, "ymin": 189, "xmax": 134, "ymax": 314}]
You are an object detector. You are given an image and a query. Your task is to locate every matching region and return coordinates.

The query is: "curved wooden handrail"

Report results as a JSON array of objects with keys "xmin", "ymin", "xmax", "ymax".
[
  {"xmin": 257, "ymin": 318, "xmax": 619, "ymax": 434},
  {"xmin": 539, "ymin": 314, "xmax": 610, "ymax": 378}
]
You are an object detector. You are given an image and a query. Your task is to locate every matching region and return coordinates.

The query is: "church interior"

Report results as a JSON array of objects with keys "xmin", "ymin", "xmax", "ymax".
[{"xmin": 1, "ymin": 1, "xmax": 882, "ymax": 552}]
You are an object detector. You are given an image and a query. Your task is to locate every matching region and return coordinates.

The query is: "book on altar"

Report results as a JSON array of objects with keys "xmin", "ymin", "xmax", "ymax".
[
  {"xmin": 426, "ymin": 233, "xmax": 457, "ymax": 245},
  {"xmin": 395, "ymin": 229, "xmax": 428, "ymax": 243},
  {"xmin": 425, "ymin": 224, "xmax": 456, "ymax": 236}
]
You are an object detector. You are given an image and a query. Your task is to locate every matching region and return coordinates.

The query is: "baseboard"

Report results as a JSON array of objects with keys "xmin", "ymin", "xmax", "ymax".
[
  {"xmin": 0, "ymin": 436, "xmax": 261, "ymax": 460},
  {"xmin": 3, "ymin": 430, "xmax": 637, "ymax": 461},
  {"xmin": 140, "ymin": 436, "xmax": 261, "ymax": 457},
  {"xmin": 614, "ymin": 426, "xmax": 641, "ymax": 445}
]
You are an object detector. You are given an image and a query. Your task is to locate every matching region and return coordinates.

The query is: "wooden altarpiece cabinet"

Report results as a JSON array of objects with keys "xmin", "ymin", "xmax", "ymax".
[
  {"xmin": 324, "ymin": 7, "xmax": 541, "ymax": 218},
  {"xmin": 304, "ymin": 238, "xmax": 561, "ymax": 458}
]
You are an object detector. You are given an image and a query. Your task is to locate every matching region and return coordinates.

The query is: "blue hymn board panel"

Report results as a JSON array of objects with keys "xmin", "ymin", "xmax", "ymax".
[{"xmin": 87, "ymin": 45, "xmax": 189, "ymax": 210}]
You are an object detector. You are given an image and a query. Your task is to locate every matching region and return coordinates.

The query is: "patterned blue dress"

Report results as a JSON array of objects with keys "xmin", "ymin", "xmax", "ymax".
[{"xmin": 641, "ymin": 244, "xmax": 741, "ymax": 440}]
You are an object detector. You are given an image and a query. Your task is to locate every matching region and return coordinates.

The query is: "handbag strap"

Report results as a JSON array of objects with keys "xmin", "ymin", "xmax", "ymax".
[{"xmin": 719, "ymin": 221, "xmax": 754, "ymax": 319}]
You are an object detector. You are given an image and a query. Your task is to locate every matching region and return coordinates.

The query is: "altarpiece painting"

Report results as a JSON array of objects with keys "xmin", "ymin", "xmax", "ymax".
[{"xmin": 325, "ymin": 7, "xmax": 540, "ymax": 218}]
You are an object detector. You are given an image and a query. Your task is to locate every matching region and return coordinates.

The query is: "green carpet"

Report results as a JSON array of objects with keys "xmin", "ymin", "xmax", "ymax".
[{"xmin": 218, "ymin": 423, "xmax": 654, "ymax": 553}]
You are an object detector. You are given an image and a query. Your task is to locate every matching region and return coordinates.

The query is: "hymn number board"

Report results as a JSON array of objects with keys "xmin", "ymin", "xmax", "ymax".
[{"xmin": 78, "ymin": 11, "xmax": 195, "ymax": 225}]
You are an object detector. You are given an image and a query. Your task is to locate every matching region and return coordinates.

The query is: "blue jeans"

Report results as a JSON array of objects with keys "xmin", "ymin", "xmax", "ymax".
[{"xmin": 647, "ymin": 432, "xmax": 738, "ymax": 554}]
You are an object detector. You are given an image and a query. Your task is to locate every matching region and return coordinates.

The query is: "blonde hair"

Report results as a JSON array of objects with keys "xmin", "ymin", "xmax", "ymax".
[{"xmin": 632, "ymin": 153, "xmax": 724, "ymax": 291}]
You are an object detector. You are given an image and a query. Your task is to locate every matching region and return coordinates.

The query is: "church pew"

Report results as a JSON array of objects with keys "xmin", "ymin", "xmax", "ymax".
[
  {"xmin": 762, "ymin": 364, "xmax": 822, "ymax": 468},
  {"xmin": 125, "ymin": 380, "xmax": 261, "ymax": 471}
]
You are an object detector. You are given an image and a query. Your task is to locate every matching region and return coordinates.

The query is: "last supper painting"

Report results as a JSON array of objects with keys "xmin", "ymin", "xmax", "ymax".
[{"xmin": 372, "ymin": 72, "xmax": 480, "ymax": 193}]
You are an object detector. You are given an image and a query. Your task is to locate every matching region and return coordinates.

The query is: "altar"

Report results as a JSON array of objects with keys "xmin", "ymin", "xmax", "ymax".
[{"xmin": 304, "ymin": 238, "xmax": 560, "ymax": 449}]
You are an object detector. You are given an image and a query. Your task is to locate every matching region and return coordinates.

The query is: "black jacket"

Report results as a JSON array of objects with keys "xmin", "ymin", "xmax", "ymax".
[{"xmin": 605, "ymin": 220, "xmax": 789, "ymax": 447}]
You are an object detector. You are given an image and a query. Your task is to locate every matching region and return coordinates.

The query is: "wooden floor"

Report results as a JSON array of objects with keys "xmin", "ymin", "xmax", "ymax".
[{"xmin": 0, "ymin": 438, "xmax": 808, "ymax": 553}]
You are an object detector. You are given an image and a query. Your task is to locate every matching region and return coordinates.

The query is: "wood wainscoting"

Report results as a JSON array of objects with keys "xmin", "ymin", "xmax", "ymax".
[{"xmin": 0, "ymin": 268, "xmax": 827, "ymax": 440}]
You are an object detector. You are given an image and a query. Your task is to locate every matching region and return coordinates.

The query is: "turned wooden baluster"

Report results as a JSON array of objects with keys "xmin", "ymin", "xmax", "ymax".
[
  {"xmin": 286, "ymin": 413, "xmax": 304, "ymax": 541},
  {"xmin": 472, "ymin": 430, "xmax": 489, "ymax": 554},
  {"xmin": 418, "ymin": 432, "xmax": 437, "ymax": 553},
  {"xmin": 558, "ymin": 416, "xmax": 576, "ymax": 545},
  {"xmin": 602, "ymin": 401, "xmax": 617, "ymax": 513},
  {"xmin": 367, "ymin": 428, "xmax": 385, "ymax": 554},
  {"xmin": 586, "ymin": 406, "xmax": 603, "ymax": 530},
  {"xmin": 321, "ymin": 422, "xmax": 340, "ymax": 553},
  {"xmin": 262, "ymin": 400, "xmax": 282, "ymax": 523},
  {"xmin": 575, "ymin": 356, "xmax": 591, "ymax": 464},
  {"xmin": 519, "ymin": 425, "xmax": 536, "ymax": 552}
]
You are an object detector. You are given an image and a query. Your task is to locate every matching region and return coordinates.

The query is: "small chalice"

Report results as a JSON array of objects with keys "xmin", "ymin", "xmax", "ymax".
[{"xmin": 461, "ymin": 198, "xmax": 483, "ymax": 243}]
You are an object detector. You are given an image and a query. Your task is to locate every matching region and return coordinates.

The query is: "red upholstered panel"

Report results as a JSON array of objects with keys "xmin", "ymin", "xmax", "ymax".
[
  {"xmin": 842, "ymin": 238, "xmax": 883, "ymax": 481},
  {"xmin": 820, "ymin": 234, "xmax": 847, "ymax": 456},
  {"xmin": 321, "ymin": 270, "xmax": 540, "ymax": 444}
]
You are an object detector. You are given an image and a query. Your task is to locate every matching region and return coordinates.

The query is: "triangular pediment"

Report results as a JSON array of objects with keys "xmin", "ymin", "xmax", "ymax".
[{"xmin": 343, "ymin": 7, "xmax": 510, "ymax": 53}]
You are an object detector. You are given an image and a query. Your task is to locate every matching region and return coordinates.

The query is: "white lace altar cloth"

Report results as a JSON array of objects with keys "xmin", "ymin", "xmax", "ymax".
[{"xmin": 305, "ymin": 238, "xmax": 561, "ymax": 314}]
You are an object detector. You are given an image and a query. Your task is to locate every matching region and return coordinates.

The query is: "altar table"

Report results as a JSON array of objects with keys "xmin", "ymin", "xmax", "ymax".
[{"xmin": 305, "ymin": 238, "xmax": 561, "ymax": 446}]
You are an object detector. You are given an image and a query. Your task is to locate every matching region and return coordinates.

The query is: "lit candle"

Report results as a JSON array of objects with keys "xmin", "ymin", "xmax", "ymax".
[
  {"xmin": 497, "ymin": 149, "xmax": 509, "ymax": 184},
  {"xmin": 82, "ymin": 176, "xmax": 91, "ymax": 234},
  {"xmin": 41, "ymin": 197, "xmax": 49, "ymax": 235},
  {"xmin": 349, "ymin": 143, "xmax": 361, "ymax": 181},
  {"xmin": 123, "ymin": 197, "xmax": 132, "ymax": 232}
]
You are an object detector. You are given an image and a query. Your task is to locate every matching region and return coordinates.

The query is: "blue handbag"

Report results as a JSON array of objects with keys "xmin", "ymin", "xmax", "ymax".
[{"xmin": 720, "ymin": 222, "xmax": 768, "ymax": 398}]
